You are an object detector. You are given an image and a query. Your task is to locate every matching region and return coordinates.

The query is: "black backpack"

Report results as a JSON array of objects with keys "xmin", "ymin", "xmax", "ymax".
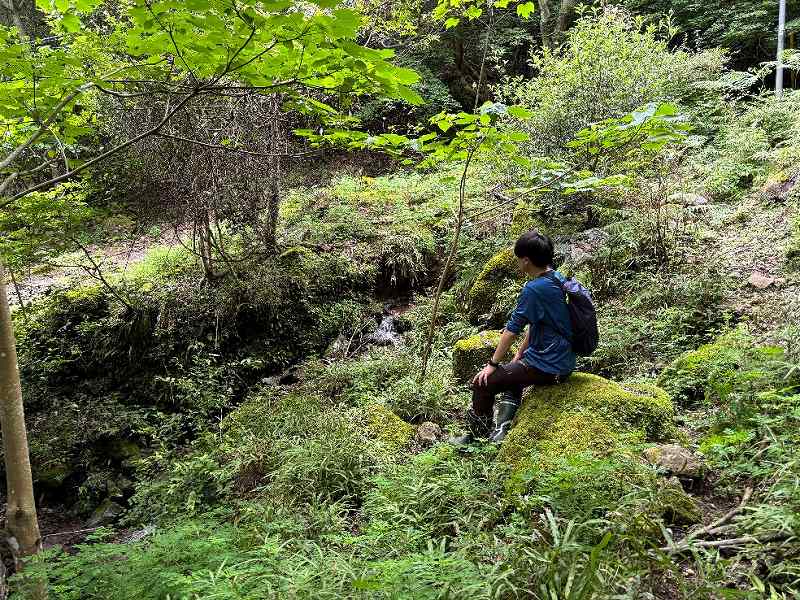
[{"xmin": 545, "ymin": 272, "xmax": 599, "ymax": 357}]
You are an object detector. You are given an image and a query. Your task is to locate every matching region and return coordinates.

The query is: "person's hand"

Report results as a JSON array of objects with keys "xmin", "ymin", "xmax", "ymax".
[{"xmin": 472, "ymin": 363, "xmax": 497, "ymax": 387}]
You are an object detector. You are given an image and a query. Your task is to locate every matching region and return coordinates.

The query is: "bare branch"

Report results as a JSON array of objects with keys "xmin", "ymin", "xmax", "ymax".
[
  {"xmin": 2, "ymin": 89, "xmax": 199, "ymax": 208},
  {"xmin": 152, "ymin": 132, "xmax": 318, "ymax": 158}
]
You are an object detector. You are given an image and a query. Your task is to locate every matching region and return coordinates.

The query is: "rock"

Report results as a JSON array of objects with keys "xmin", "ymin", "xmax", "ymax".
[
  {"xmin": 748, "ymin": 271, "xmax": 777, "ymax": 289},
  {"xmin": 498, "ymin": 373, "xmax": 675, "ymax": 470},
  {"xmin": 656, "ymin": 477, "xmax": 702, "ymax": 525},
  {"xmin": 121, "ymin": 524, "xmax": 156, "ymax": 544},
  {"xmin": 558, "ymin": 227, "xmax": 612, "ymax": 271},
  {"xmin": 762, "ymin": 170, "xmax": 799, "ymax": 202},
  {"xmin": 452, "ymin": 330, "xmax": 510, "ymax": 384},
  {"xmin": 467, "ymin": 248, "xmax": 526, "ymax": 325},
  {"xmin": 106, "ymin": 439, "xmax": 141, "ymax": 463},
  {"xmin": 497, "ymin": 373, "xmax": 701, "ymax": 529},
  {"xmin": 644, "ymin": 444, "xmax": 705, "ymax": 479},
  {"xmin": 324, "ymin": 334, "xmax": 350, "ymax": 359},
  {"xmin": 509, "ymin": 203, "xmax": 552, "ymax": 238},
  {"xmin": 364, "ymin": 404, "xmax": 415, "ymax": 455},
  {"xmin": 669, "ymin": 192, "xmax": 709, "ymax": 207},
  {"xmin": 416, "ymin": 422, "xmax": 443, "ymax": 444},
  {"xmin": 87, "ymin": 499, "xmax": 124, "ymax": 527}
]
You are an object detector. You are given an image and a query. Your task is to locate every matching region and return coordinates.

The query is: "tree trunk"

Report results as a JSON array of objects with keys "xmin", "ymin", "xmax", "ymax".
[
  {"xmin": 1, "ymin": 0, "xmax": 28, "ymax": 38},
  {"xmin": 538, "ymin": 0, "xmax": 554, "ymax": 51},
  {"xmin": 538, "ymin": 0, "xmax": 576, "ymax": 51},
  {"xmin": 0, "ymin": 262, "xmax": 41, "ymax": 557},
  {"xmin": 555, "ymin": 0, "xmax": 577, "ymax": 48},
  {"xmin": 198, "ymin": 212, "xmax": 215, "ymax": 280}
]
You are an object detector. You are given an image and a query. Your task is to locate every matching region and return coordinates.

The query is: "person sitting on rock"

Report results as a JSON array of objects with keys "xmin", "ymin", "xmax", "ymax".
[{"xmin": 450, "ymin": 230, "xmax": 576, "ymax": 445}]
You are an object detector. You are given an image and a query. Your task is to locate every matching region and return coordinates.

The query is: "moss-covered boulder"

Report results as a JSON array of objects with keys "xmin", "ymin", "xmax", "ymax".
[
  {"xmin": 657, "ymin": 330, "xmax": 790, "ymax": 407},
  {"xmin": 452, "ymin": 330, "xmax": 510, "ymax": 384},
  {"xmin": 364, "ymin": 404, "xmax": 415, "ymax": 455},
  {"xmin": 510, "ymin": 203, "xmax": 551, "ymax": 239},
  {"xmin": 655, "ymin": 330, "xmax": 754, "ymax": 406},
  {"xmin": 499, "ymin": 373, "xmax": 699, "ymax": 526},
  {"xmin": 467, "ymin": 248, "xmax": 527, "ymax": 325},
  {"xmin": 499, "ymin": 372, "xmax": 675, "ymax": 470}
]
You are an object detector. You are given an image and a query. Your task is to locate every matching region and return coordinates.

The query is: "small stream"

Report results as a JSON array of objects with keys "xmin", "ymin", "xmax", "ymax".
[{"xmin": 366, "ymin": 314, "xmax": 404, "ymax": 347}]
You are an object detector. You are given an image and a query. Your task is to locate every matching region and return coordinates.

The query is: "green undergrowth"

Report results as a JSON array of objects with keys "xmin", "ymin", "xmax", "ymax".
[
  {"xmin": 665, "ymin": 329, "xmax": 800, "ymax": 593},
  {"xmin": 20, "ymin": 337, "xmax": 736, "ymax": 600},
  {"xmin": 583, "ymin": 267, "xmax": 733, "ymax": 379},
  {"xmin": 11, "ymin": 243, "xmax": 377, "ymax": 511},
  {"xmin": 279, "ymin": 165, "xmax": 498, "ymax": 294},
  {"xmin": 788, "ymin": 209, "xmax": 800, "ymax": 271}
]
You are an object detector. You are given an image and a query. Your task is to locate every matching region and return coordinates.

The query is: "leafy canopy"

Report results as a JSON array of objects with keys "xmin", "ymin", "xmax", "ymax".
[{"xmin": 1, "ymin": 0, "xmax": 423, "ymax": 202}]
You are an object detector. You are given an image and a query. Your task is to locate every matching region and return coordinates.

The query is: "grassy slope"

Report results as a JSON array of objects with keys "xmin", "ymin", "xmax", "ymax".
[{"xmin": 12, "ymin": 97, "xmax": 800, "ymax": 598}]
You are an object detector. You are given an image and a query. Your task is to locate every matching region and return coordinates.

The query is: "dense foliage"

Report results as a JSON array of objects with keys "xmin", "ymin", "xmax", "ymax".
[{"xmin": 2, "ymin": 0, "xmax": 800, "ymax": 598}]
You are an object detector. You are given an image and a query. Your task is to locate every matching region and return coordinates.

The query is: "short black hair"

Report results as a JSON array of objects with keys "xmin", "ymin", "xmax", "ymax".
[{"xmin": 514, "ymin": 230, "xmax": 553, "ymax": 268}]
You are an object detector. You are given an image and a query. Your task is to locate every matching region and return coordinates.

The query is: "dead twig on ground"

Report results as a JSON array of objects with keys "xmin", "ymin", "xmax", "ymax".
[{"xmin": 661, "ymin": 487, "xmax": 757, "ymax": 554}]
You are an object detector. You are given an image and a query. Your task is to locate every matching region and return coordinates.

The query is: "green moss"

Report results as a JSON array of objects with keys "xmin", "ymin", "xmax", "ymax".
[
  {"xmin": 652, "ymin": 479, "xmax": 703, "ymax": 525},
  {"xmin": 498, "ymin": 372, "xmax": 675, "ymax": 470},
  {"xmin": 510, "ymin": 203, "xmax": 550, "ymax": 239},
  {"xmin": 364, "ymin": 404, "xmax": 415, "ymax": 456},
  {"xmin": 123, "ymin": 245, "xmax": 196, "ymax": 284},
  {"xmin": 452, "ymin": 330, "xmax": 504, "ymax": 384},
  {"xmin": 467, "ymin": 248, "xmax": 526, "ymax": 325},
  {"xmin": 535, "ymin": 411, "xmax": 624, "ymax": 459},
  {"xmin": 63, "ymin": 283, "xmax": 105, "ymax": 304},
  {"xmin": 656, "ymin": 332, "xmax": 745, "ymax": 406},
  {"xmin": 105, "ymin": 439, "xmax": 141, "ymax": 462}
]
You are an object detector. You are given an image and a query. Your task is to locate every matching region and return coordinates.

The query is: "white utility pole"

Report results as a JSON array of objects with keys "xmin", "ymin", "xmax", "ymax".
[{"xmin": 777, "ymin": 0, "xmax": 787, "ymax": 98}]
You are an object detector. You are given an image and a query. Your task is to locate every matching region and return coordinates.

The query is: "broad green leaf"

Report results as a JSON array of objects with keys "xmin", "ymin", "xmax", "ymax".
[
  {"xmin": 511, "ymin": 155, "xmax": 531, "ymax": 169},
  {"xmin": 60, "ymin": 14, "xmax": 81, "ymax": 33},
  {"xmin": 516, "ymin": 1, "xmax": 535, "ymax": 18},
  {"xmin": 464, "ymin": 5, "xmax": 482, "ymax": 19},
  {"xmin": 507, "ymin": 105, "xmax": 534, "ymax": 119},
  {"xmin": 445, "ymin": 17, "xmax": 460, "ymax": 29}
]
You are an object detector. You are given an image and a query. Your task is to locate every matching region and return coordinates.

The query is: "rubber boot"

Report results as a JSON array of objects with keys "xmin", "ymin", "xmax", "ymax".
[
  {"xmin": 489, "ymin": 392, "xmax": 521, "ymax": 444},
  {"xmin": 448, "ymin": 409, "xmax": 493, "ymax": 446}
]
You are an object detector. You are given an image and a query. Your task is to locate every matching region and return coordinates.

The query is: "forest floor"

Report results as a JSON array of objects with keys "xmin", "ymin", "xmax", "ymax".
[
  {"xmin": 5, "ymin": 225, "xmax": 185, "ymax": 308},
  {"xmin": 711, "ymin": 191, "xmax": 800, "ymax": 344}
]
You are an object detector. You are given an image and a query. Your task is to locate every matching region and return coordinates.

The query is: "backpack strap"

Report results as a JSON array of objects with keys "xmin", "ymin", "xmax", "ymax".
[{"xmin": 540, "ymin": 270, "xmax": 571, "ymax": 342}]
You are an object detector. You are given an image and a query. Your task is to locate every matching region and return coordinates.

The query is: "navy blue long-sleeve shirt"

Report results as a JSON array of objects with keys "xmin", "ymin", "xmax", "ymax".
[{"xmin": 505, "ymin": 271, "xmax": 576, "ymax": 376}]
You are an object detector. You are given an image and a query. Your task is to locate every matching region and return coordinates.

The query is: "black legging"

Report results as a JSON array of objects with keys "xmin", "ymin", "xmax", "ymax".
[{"xmin": 470, "ymin": 360, "xmax": 565, "ymax": 416}]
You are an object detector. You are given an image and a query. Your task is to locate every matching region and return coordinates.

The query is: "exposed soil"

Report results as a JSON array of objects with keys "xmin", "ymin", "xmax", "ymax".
[
  {"xmin": 6, "ymin": 226, "xmax": 186, "ymax": 309},
  {"xmin": 710, "ymin": 192, "xmax": 800, "ymax": 344}
]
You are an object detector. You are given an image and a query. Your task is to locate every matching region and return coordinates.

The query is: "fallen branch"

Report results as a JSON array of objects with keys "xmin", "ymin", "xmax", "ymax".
[
  {"xmin": 661, "ymin": 532, "xmax": 790, "ymax": 554},
  {"xmin": 687, "ymin": 487, "xmax": 753, "ymax": 543},
  {"xmin": 661, "ymin": 487, "xmax": 753, "ymax": 555}
]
